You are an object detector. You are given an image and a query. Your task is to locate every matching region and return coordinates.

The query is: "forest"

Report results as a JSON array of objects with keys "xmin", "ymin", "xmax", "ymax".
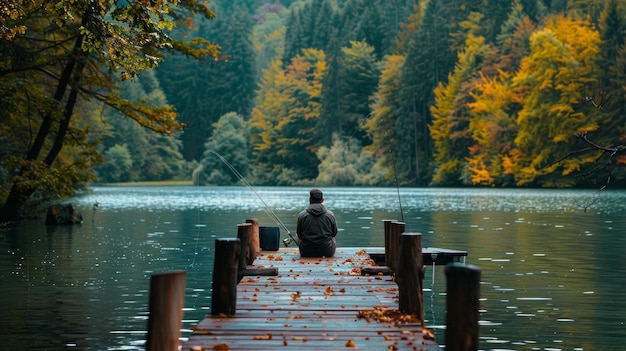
[{"xmin": 1, "ymin": 0, "xmax": 626, "ymax": 218}]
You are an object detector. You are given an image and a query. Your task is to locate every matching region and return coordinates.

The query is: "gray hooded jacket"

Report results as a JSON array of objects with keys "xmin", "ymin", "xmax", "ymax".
[{"xmin": 296, "ymin": 203, "xmax": 337, "ymax": 257}]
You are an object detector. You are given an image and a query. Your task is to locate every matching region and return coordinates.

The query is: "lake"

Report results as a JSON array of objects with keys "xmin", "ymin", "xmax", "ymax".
[{"xmin": 1, "ymin": 186, "xmax": 625, "ymax": 350}]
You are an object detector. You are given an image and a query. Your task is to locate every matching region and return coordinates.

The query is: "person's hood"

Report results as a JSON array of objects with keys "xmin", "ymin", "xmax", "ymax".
[{"xmin": 306, "ymin": 203, "xmax": 327, "ymax": 216}]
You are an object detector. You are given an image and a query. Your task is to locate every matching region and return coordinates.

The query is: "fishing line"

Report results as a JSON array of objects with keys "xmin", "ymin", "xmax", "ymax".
[{"xmin": 208, "ymin": 150, "xmax": 299, "ymax": 246}]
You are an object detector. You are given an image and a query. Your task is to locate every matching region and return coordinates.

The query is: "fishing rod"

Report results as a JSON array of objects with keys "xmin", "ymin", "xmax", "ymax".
[{"xmin": 208, "ymin": 150, "xmax": 299, "ymax": 247}]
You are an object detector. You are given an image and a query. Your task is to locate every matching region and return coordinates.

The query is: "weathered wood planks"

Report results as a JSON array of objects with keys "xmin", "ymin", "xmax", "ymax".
[{"xmin": 182, "ymin": 248, "xmax": 441, "ymax": 351}]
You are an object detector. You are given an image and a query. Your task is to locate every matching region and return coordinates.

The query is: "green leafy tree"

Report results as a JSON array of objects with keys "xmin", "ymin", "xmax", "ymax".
[
  {"xmin": 0, "ymin": 0, "xmax": 219, "ymax": 220},
  {"xmin": 196, "ymin": 112, "xmax": 249, "ymax": 185},
  {"xmin": 98, "ymin": 144, "xmax": 133, "ymax": 183},
  {"xmin": 96, "ymin": 70, "xmax": 186, "ymax": 182},
  {"xmin": 315, "ymin": 134, "xmax": 381, "ymax": 186}
]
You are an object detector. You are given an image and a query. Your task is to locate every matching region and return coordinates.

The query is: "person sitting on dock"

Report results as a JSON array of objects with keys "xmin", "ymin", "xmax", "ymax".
[{"xmin": 296, "ymin": 189, "xmax": 338, "ymax": 257}]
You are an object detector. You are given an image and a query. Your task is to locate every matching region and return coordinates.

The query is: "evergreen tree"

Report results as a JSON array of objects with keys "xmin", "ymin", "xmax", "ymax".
[
  {"xmin": 363, "ymin": 54, "xmax": 405, "ymax": 185},
  {"xmin": 336, "ymin": 41, "xmax": 380, "ymax": 143},
  {"xmin": 396, "ymin": 0, "xmax": 460, "ymax": 185},
  {"xmin": 282, "ymin": 0, "xmax": 336, "ymax": 63},
  {"xmin": 158, "ymin": 5, "xmax": 257, "ymax": 161},
  {"xmin": 594, "ymin": 0, "xmax": 626, "ymax": 182}
]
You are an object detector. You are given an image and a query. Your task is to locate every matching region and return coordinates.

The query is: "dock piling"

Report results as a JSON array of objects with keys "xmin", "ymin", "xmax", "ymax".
[
  {"xmin": 245, "ymin": 218, "xmax": 260, "ymax": 262},
  {"xmin": 237, "ymin": 223, "xmax": 253, "ymax": 269},
  {"xmin": 146, "ymin": 270, "xmax": 187, "ymax": 351},
  {"xmin": 445, "ymin": 262, "xmax": 481, "ymax": 351},
  {"xmin": 211, "ymin": 238, "xmax": 241, "ymax": 316},
  {"xmin": 397, "ymin": 233, "xmax": 424, "ymax": 321}
]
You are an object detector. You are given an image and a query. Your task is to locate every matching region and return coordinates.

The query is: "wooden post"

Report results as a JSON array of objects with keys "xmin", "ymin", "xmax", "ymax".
[
  {"xmin": 245, "ymin": 218, "xmax": 260, "ymax": 262},
  {"xmin": 383, "ymin": 219, "xmax": 393, "ymax": 266},
  {"xmin": 445, "ymin": 263, "xmax": 481, "ymax": 351},
  {"xmin": 237, "ymin": 223, "xmax": 253, "ymax": 270},
  {"xmin": 397, "ymin": 233, "xmax": 424, "ymax": 321},
  {"xmin": 146, "ymin": 270, "xmax": 187, "ymax": 351},
  {"xmin": 211, "ymin": 238, "xmax": 240, "ymax": 316},
  {"xmin": 389, "ymin": 221, "xmax": 405, "ymax": 273}
]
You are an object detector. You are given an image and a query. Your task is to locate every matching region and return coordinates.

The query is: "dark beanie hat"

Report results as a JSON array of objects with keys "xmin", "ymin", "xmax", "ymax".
[{"xmin": 310, "ymin": 189, "xmax": 323, "ymax": 203}]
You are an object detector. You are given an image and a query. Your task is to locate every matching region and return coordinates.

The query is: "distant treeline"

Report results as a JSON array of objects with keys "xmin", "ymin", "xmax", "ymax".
[
  {"xmin": 172, "ymin": 0, "xmax": 626, "ymax": 188},
  {"xmin": 4, "ymin": 0, "xmax": 626, "ymax": 196}
]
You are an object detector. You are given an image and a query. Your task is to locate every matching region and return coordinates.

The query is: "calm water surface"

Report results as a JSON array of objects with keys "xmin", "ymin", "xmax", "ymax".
[{"xmin": 1, "ymin": 186, "xmax": 625, "ymax": 350}]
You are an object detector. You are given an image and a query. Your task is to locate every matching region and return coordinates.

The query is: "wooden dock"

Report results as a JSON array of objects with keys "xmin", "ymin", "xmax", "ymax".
[{"xmin": 182, "ymin": 247, "xmax": 450, "ymax": 351}]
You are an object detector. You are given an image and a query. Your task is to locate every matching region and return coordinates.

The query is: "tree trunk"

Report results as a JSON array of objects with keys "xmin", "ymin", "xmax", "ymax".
[{"xmin": 0, "ymin": 17, "xmax": 88, "ymax": 221}]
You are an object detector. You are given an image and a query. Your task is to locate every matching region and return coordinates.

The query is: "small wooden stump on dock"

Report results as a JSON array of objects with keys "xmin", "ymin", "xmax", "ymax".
[
  {"xmin": 245, "ymin": 218, "xmax": 260, "ymax": 262},
  {"xmin": 237, "ymin": 223, "xmax": 254, "ymax": 269},
  {"xmin": 146, "ymin": 270, "xmax": 187, "ymax": 351},
  {"xmin": 387, "ymin": 221, "xmax": 405, "ymax": 273}
]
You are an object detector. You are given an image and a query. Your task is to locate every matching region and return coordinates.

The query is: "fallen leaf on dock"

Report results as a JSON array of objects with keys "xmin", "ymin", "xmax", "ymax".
[
  {"xmin": 345, "ymin": 340, "xmax": 357, "ymax": 347},
  {"xmin": 422, "ymin": 327, "xmax": 436, "ymax": 340},
  {"xmin": 358, "ymin": 306, "xmax": 420, "ymax": 324},
  {"xmin": 350, "ymin": 268, "xmax": 361, "ymax": 275},
  {"xmin": 212, "ymin": 344, "xmax": 229, "ymax": 350},
  {"xmin": 253, "ymin": 334, "xmax": 273, "ymax": 340}
]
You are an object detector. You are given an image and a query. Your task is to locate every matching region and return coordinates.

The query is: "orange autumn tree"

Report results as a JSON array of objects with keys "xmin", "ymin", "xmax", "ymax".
[
  {"xmin": 250, "ymin": 49, "xmax": 327, "ymax": 185},
  {"xmin": 508, "ymin": 15, "xmax": 603, "ymax": 187}
]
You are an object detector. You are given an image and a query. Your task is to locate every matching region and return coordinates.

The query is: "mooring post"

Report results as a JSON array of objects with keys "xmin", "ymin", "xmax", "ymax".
[
  {"xmin": 146, "ymin": 270, "xmax": 187, "ymax": 351},
  {"xmin": 245, "ymin": 218, "xmax": 260, "ymax": 263},
  {"xmin": 237, "ymin": 223, "xmax": 253, "ymax": 270},
  {"xmin": 397, "ymin": 233, "xmax": 424, "ymax": 321},
  {"xmin": 389, "ymin": 221, "xmax": 405, "ymax": 273},
  {"xmin": 383, "ymin": 219, "xmax": 393, "ymax": 266},
  {"xmin": 211, "ymin": 238, "xmax": 241, "ymax": 316},
  {"xmin": 445, "ymin": 263, "xmax": 481, "ymax": 351}
]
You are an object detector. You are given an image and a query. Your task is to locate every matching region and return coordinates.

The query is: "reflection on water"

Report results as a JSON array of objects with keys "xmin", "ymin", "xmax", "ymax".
[{"xmin": 1, "ymin": 186, "xmax": 625, "ymax": 350}]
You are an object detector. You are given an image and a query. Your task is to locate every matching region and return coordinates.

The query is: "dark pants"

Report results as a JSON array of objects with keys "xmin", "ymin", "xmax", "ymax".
[{"xmin": 299, "ymin": 238, "xmax": 336, "ymax": 257}]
